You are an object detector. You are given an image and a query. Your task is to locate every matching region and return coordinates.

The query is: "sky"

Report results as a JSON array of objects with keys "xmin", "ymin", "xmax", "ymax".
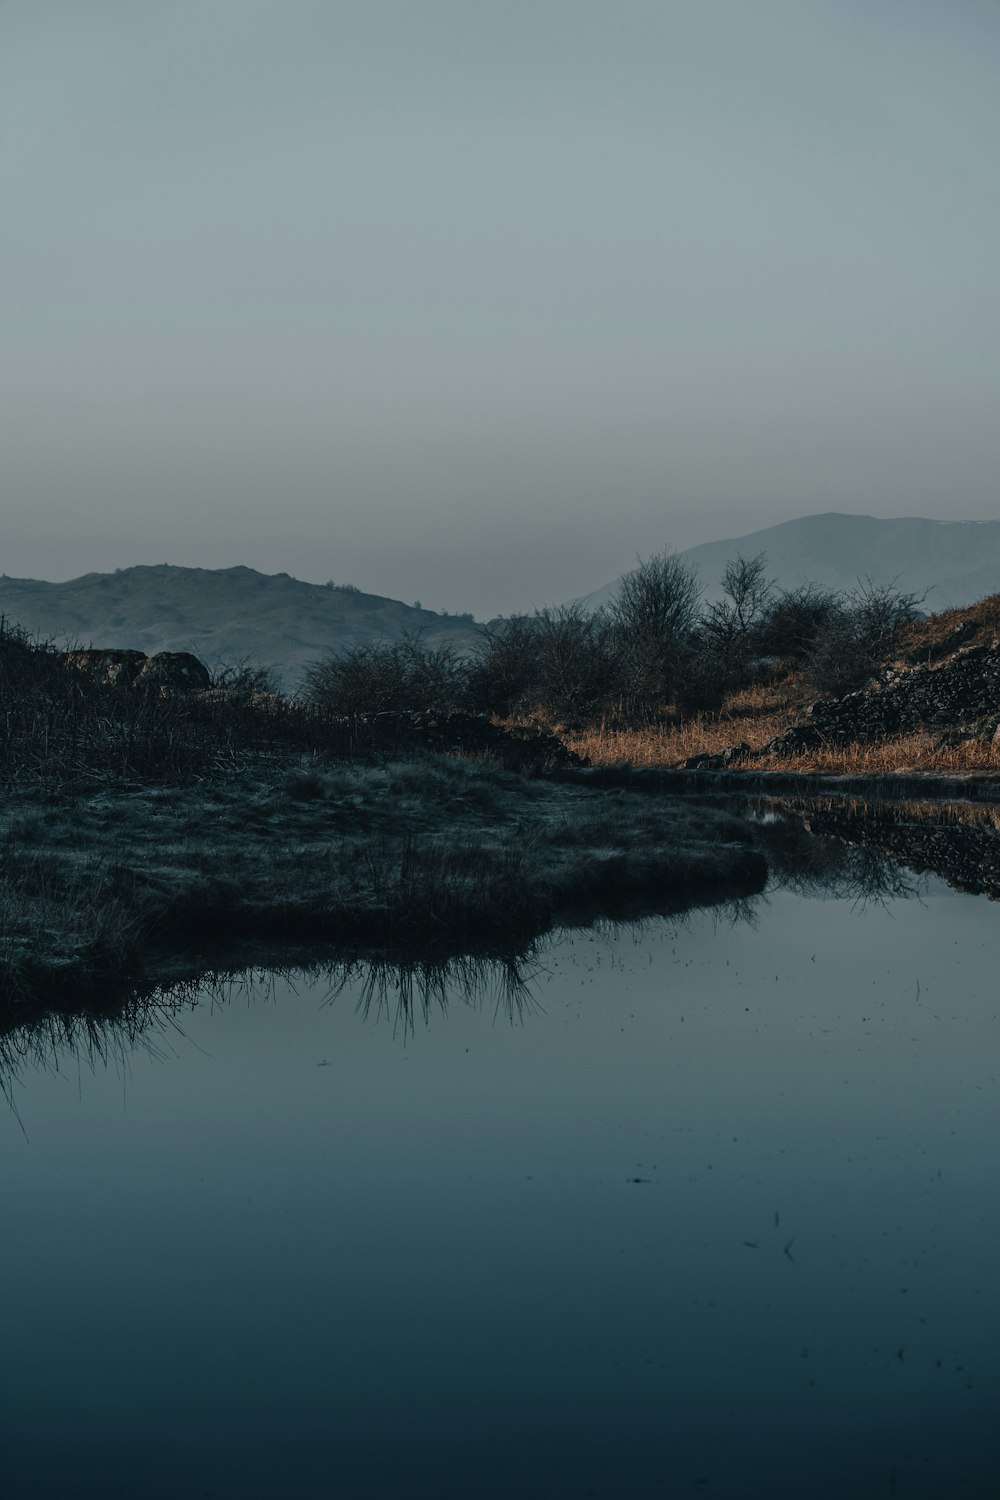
[{"xmin": 2, "ymin": 0, "xmax": 999, "ymax": 617}]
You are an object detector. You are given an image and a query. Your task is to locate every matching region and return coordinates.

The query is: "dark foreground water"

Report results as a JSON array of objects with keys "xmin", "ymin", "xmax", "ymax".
[{"xmin": 2, "ymin": 833, "xmax": 999, "ymax": 1496}]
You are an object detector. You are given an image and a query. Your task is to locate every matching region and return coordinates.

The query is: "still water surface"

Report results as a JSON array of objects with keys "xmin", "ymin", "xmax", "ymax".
[{"xmin": 2, "ymin": 833, "xmax": 999, "ymax": 1497}]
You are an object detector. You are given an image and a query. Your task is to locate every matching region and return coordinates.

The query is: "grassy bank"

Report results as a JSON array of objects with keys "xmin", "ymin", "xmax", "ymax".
[{"xmin": 0, "ymin": 751, "xmax": 766, "ymax": 1015}]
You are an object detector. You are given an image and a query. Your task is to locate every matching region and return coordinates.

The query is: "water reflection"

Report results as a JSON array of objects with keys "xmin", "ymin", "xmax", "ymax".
[
  {"xmin": 0, "ymin": 983, "xmax": 196, "ymax": 1117},
  {"xmin": 772, "ymin": 795, "xmax": 1000, "ymax": 901},
  {"xmin": 4, "ymin": 799, "xmax": 1000, "ymax": 1496},
  {"xmin": 0, "ymin": 952, "xmax": 541, "ymax": 1099},
  {"xmin": 325, "ymin": 950, "xmax": 539, "ymax": 1033},
  {"xmin": 4, "ymin": 795, "xmax": 1000, "ymax": 1090},
  {"xmin": 750, "ymin": 806, "xmax": 924, "ymax": 903}
]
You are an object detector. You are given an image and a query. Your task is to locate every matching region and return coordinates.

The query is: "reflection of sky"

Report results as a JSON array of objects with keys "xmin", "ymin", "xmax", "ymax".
[{"xmin": 2, "ymin": 876, "xmax": 998, "ymax": 1496}]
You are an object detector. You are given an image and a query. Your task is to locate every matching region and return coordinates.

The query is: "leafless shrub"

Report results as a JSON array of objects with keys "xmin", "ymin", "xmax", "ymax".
[
  {"xmin": 805, "ymin": 579, "xmax": 922, "ymax": 697},
  {"xmin": 303, "ymin": 634, "xmax": 466, "ymax": 717}
]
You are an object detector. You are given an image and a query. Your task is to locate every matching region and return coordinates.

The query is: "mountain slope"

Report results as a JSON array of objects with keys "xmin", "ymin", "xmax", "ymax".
[
  {"xmin": 579, "ymin": 514, "xmax": 1000, "ymax": 612},
  {"xmin": 0, "ymin": 565, "xmax": 480, "ymax": 689}
]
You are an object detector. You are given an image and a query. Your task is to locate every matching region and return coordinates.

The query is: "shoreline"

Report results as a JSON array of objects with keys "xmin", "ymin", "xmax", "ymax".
[
  {"xmin": 0, "ymin": 752, "xmax": 766, "ymax": 1021},
  {"xmin": 559, "ymin": 764, "xmax": 1000, "ymax": 804}
]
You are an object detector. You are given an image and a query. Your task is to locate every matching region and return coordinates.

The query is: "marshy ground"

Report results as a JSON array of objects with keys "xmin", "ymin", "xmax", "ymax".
[{"xmin": 0, "ymin": 750, "xmax": 765, "ymax": 1015}]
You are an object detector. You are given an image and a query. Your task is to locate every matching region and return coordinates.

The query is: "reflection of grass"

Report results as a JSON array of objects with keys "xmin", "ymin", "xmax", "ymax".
[
  {"xmin": 325, "ymin": 951, "xmax": 540, "ymax": 1035},
  {"xmin": 0, "ymin": 753, "xmax": 766, "ymax": 1015},
  {"xmin": 0, "ymin": 953, "xmax": 541, "ymax": 1110}
]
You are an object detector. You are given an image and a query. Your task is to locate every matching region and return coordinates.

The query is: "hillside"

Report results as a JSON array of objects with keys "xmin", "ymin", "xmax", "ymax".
[
  {"xmin": 580, "ymin": 514, "xmax": 1000, "ymax": 612},
  {"xmin": 680, "ymin": 591, "xmax": 1000, "ymax": 774},
  {"xmin": 0, "ymin": 565, "xmax": 481, "ymax": 689}
]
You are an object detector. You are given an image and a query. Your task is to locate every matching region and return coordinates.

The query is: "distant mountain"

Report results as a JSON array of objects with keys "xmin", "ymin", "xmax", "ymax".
[
  {"xmin": 0, "ymin": 565, "xmax": 481, "ymax": 689},
  {"xmin": 579, "ymin": 514, "xmax": 1000, "ymax": 614}
]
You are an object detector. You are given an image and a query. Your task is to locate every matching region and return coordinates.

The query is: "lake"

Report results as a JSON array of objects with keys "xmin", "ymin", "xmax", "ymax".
[{"xmin": 2, "ymin": 802, "xmax": 999, "ymax": 1497}]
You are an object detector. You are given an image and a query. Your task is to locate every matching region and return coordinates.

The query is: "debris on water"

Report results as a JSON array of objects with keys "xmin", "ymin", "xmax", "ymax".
[{"xmin": 628, "ymin": 1177, "xmax": 651, "ymax": 1184}]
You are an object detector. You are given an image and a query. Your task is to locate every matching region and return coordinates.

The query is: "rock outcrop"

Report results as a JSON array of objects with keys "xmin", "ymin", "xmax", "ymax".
[
  {"xmin": 686, "ymin": 640, "xmax": 1000, "ymax": 768},
  {"xmin": 64, "ymin": 649, "xmax": 148, "ymax": 686},
  {"xmin": 64, "ymin": 649, "xmax": 211, "ymax": 694},
  {"xmin": 133, "ymin": 652, "xmax": 211, "ymax": 693}
]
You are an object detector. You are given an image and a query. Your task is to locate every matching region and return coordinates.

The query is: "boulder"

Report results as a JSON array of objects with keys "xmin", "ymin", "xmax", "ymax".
[
  {"xmin": 134, "ymin": 652, "xmax": 212, "ymax": 694},
  {"xmin": 64, "ymin": 649, "xmax": 148, "ymax": 686},
  {"xmin": 64, "ymin": 648, "xmax": 212, "ymax": 694}
]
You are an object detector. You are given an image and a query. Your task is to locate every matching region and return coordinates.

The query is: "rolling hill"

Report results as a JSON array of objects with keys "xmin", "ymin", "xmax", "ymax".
[
  {"xmin": 6, "ymin": 515, "xmax": 1000, "ymax": 690},
  {"xmin": 579, "ymin": 514, "xmax": 1000, "ymax": 613},
  {"xmin": 0, "ymin": 565, "xmax": 481, "ymax": 690}
]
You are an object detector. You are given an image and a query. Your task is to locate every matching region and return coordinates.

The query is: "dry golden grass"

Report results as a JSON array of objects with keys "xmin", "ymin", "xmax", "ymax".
[
  {"xmin": 569, "ymin": 721, "xmax": 1000, "ymax": 776},
  {"xmin": 563, "ymin": 713, "xmax": 791, "ymax": 768},
  {"xmin": 559, "ymin": 674, "xmax": 831, "ymax": 769},
  {"xmin": 565, "ymin": 718, "xmax": 1000, "ymax": 779},
  {"xmin": 895, "ymin": 593, "xmax": 1000, "ymax": 662},
  {"xmin": 750, "ymin": 733, "xmax": 1000, "ymax": 775}
]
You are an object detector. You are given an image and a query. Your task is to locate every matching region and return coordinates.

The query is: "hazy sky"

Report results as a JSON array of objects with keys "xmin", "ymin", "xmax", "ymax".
[{"xmin": 3, "ymin": 1, "xmax": 999, "ymax": 616}]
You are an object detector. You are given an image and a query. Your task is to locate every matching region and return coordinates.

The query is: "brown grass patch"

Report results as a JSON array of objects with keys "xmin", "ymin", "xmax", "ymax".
[
  {"xmin": 565, "ymin": 716, "xmax": 1000, "ymax": 778},
  {"xmin": 895, "ymin": 593, "xmax": 1000, "ymax": 662},
  {"xmin": 563, "ymin": 710, "xmax": 794, "ymax": 769},
  {"xmin": 750, "ymin": 732, "xmax": 1000, "ymax": 776},
  {"xmin": 570, "ymin": 725, "xmax": 1000, "ymax": 776}
]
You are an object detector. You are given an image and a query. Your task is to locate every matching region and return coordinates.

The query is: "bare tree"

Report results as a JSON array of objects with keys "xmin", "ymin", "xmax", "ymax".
[
  {"xmin": 699, "ymin": 552, "xmax": 775, "ymax": 676},
  {"xmin": 608, "ymin": 551, "xmax": 702, "ymax": 710},
  {"xmin": 610, "ymin": 551, "xmax": 702, "ymax": 643}
]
